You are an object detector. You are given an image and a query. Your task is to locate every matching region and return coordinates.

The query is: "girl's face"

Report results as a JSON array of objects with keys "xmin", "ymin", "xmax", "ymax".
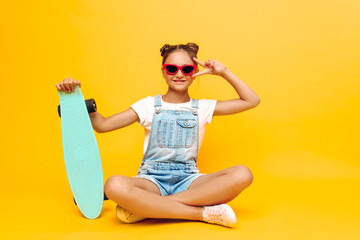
[{"xmin": 161, "ymin": 51, "xmax": 198, "ymax": 92}]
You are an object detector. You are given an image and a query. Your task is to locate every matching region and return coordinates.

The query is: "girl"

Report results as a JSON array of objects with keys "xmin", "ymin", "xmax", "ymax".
[{"xmin": 55, "ymin": 43, "xmax": 260, "ymax": 228}]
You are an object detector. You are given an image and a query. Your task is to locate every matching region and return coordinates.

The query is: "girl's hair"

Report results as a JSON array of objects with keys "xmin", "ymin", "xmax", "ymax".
[{"xmin": 160, "ymin": 43, "xmax": 199, "ymax": 65}]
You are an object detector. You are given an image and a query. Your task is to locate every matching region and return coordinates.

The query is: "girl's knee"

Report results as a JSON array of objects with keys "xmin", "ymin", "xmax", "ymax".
[
  {"xmin": 104, "ymin": 175, "xmax": 131, "ymax": 198},
  {"xmin": 230, "ymin": 165, "xmax": 253, "ymax": 189}
]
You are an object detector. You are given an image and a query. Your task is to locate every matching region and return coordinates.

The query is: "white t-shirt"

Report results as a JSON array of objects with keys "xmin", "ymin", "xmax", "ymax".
[{"xmin": 130, "ymin": 95, "xmax": 217, "ymax": 155}]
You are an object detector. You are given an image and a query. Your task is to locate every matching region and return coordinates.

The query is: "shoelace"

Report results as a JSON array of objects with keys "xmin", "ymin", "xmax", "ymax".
[{"xmin": 206, "ymin": 206, "xmax": 225, "ymax": 224}]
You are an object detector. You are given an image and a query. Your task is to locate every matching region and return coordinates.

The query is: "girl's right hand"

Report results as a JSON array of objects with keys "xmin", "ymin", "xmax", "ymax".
[{"xmin": 55, "ymin": 77, "xmax": 81, "ymax": 93}]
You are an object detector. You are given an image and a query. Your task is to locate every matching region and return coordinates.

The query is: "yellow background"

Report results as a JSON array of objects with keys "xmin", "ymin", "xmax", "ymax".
[{"xmin": 1, "ymin": 0, "xmax": 359, "ymax": 239}]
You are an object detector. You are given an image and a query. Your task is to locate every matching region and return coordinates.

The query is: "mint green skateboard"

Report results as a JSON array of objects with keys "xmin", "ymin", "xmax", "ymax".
[{"xmin": 57, "ymin": 85, "xmax": 104, "ymax": 219}]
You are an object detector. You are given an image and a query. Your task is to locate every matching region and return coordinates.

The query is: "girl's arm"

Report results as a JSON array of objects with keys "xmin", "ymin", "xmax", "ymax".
[
  {"xmin": 91, "ymin": 108, "xmax": 139, "ymax": 133},
  {"xmin": 213, "ymin": 68, "xmax": 260, "ymax": 116},
  {"xmin": 192, "ymin": 58, "xmax": 261, "ymax": 116},
  {"xmin": 56, "ymin": 77, "xmax": 140, "ymax": 133}
]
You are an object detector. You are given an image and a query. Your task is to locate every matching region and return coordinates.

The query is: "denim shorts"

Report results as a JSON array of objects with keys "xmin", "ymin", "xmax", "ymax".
[{"xmin": 136, "ymin": 161, "xmax": 205, "ymax": 196}]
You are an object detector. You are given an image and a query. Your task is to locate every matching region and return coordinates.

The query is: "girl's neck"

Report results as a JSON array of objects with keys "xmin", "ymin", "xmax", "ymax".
[{"xmin": 162, "ymin": 90, "xmax": 190, "ymax": 103}]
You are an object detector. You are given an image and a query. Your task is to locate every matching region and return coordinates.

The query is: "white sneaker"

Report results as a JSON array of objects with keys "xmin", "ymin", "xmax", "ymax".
[
  {"xmin": 202, "ymin": 204, "xmax": 237, "ymax": 227},
  {"xmin": 116, "ymin": 205, "xmax": 147, "ymax": 223}
]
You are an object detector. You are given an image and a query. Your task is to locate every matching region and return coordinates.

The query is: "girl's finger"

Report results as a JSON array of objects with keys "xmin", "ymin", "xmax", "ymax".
[
  {"xmin": 70, "ymin": 81, "xmax": 75, "ymax": 91},
  {"xmin": 55, "ymin": 84, "xmax": 61, "ymax": 91},
  {"xmin": 75, "ymin": 81, "xmax": 81, "ymax": 88},
  {"xmin": 204, "ymin": 61, "xmax": 213, "ymax": 67},
  {"xmin": 192, "ymin": 68, "xmax": 211, "ymax": 78},
  {"xmin": 193, "ymin": 57, "xmax": 205, "ymax": 68},
  {"xmin": 68, "ymin": 77, "xmax": 75, "ymax": 91},
  {"xmin": 59, "ymin": 81, "xmax": 67, "ymax": 92},
  {"xmin": 64, "ymin": 80, "xmax": 72, "ymax": 92}
]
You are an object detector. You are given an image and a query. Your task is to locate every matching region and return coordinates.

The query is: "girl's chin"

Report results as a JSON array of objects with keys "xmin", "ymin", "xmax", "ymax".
[{"xmin": 168, "ymin": 85, "xmax": 189, "ymax": 91}]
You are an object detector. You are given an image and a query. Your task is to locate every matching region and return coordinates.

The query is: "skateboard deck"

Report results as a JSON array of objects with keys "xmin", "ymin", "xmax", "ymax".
[{"xmin": 57, "ymin": 85, "xmax": 104, "ymax": 219}]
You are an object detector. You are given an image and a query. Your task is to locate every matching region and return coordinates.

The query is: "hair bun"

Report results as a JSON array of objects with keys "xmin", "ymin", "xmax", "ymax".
[
  {"xmin": 160, "ymin": 44, "xmax": 171, "ymax": 57},
  {"xmin": 186, "ymin": 42, "xmax": 199, "ymax": 54}
]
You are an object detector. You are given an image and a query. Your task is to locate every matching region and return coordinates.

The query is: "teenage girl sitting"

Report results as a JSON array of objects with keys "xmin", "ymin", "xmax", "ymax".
[{"xmin": 55, "ymin": 42, "xmax": 260, "ymax": 227}]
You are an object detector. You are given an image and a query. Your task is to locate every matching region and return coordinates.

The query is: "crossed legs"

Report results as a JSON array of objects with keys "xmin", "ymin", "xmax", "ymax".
[{"xmin": 104, "ymin": 165, "xmax": 253, "ymax": 221}]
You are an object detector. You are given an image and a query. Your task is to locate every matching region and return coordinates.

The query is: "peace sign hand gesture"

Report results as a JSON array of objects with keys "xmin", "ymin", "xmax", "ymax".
[{"xmin": 191, "ymin": 57, "xmax": 227, "ymax": 79}]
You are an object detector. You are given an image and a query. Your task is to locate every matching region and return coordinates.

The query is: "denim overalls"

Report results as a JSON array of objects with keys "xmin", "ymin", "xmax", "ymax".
[{"xmin": 136, "ymin": 94, "xmax": 204, "ymax": 196}]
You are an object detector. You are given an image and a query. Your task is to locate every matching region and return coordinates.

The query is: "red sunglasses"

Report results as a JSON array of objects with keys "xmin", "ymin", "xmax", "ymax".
[{"xmin": 163, "ymin": 64, "xmax": 197, "ymax": 76}]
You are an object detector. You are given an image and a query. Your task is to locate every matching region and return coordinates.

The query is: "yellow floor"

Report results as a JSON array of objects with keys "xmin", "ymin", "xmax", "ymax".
[{"xmin": 2, "ymin": 151, "xmax": 359, "ymax": 240}]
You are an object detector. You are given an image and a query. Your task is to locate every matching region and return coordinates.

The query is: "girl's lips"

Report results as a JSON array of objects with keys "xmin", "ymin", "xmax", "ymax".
[{"xmin": 173, "ymin": 80, "xmax": 186, "ymax": 83}]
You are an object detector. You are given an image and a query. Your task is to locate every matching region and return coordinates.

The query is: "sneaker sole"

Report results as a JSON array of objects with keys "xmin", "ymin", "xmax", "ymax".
[
  {"xmin": 221, "ymin": 204, "xmax": 237, "ymax": 227},
  {"xmin": 116, "ymin": 205, "xmax": 146, "ymax": 223}
]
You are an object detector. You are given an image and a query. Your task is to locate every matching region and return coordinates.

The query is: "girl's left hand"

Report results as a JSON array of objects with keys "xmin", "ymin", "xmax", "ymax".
[{"xmin": 191, "ymin": 57, "xmax": 227, "ymax": 78}]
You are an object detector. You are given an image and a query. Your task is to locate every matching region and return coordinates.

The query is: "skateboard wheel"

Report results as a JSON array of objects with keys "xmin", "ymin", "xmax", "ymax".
[
  {"xmin": 58, "ymin": 98, "xmax": 97, "ymax": 118},
  {"xmin": 85, "ymin": 98, "xmax": 97, "ymax": 114}
]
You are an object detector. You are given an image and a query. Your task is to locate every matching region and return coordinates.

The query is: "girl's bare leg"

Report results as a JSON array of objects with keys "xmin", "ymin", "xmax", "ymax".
[
  {"xmin": 105, "ymin": 165, "xmax": 252, "ymax": 221},
  {"xmin": 104, "ymin": 175, "xmax": 204, "ymax": 220},
  {"xmin": 166, "ymin": 165, "xmax": 253, "ymax": 206}
]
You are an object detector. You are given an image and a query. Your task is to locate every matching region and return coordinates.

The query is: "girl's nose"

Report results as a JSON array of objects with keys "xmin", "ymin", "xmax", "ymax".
[{"xmin": 175, "ymin": 69, "xmax": 184, "ymax": 77}]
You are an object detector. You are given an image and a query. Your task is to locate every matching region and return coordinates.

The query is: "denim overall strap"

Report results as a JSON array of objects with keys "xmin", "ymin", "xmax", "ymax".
[
  {"xmin": 154, "ymin": 94, "xmax": 162, "ymax": 114},
  {"xmin": 154, "ymin": 94, "xmax": 162, "ymax": 106},
  {"xmin": 191, "ymin": 97, "xmax": 199, "ymax": 109},
  {"xmin": 191, "ymin": 97, "xmax": 199, "ymax": 116}
]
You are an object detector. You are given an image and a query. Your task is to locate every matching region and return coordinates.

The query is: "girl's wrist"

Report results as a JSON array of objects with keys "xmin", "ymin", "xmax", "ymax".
[{"xmin": 220, "ymin": 67, "xmax": 231, "ymax": 78}]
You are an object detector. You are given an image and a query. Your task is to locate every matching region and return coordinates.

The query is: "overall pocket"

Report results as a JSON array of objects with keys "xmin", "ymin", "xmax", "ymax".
[{"xmin": 156, "ymin": 116, "xmax": 197, "ymax": 148}]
